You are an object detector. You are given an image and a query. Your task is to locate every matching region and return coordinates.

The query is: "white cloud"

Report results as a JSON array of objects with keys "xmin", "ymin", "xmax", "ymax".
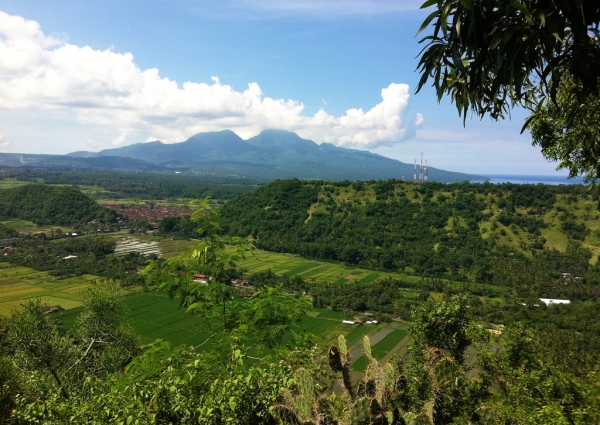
[
  {"xmin": 111, "ymin": 134, "xmax": 128, "ymax": 146},
  {"xmin": 0, "ymin": 11, "xmax": 420, "ymax": 150},
  {"xmin": 0, "ymin": 133, "xmax": 9, "ymax": 149},
  {"xmin": 86, "ymin": 138, "xmax": 99, "ymax": 148}
]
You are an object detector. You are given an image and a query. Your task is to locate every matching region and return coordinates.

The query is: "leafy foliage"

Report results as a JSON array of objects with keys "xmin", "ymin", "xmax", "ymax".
[
  {"xmin": 528, "ymin": 75, "xmax": 600, "ymax": 185},
  {"xmin": 416, "ymin": 0, "xmax": 600, "ymax": 120},
  {"xmin": 0, "ymin": 184, "xmax": 118, "ymax": 226},
  {"xmin": 239, "ymin": 285, "xmax": 312, "ymax": 349},
  {"xmin": 5, "ymin": 236, "xmax": 149, "ymax": 285}
]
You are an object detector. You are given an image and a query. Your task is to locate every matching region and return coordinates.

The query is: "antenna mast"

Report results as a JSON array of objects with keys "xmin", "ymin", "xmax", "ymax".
[{"xmin": 413, "ymin": 159, "xmax": 417, "ymax": 183}]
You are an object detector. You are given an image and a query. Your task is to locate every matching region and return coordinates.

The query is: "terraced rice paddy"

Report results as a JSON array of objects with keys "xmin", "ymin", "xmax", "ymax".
[
  {"xmin": 0, "ymin": 238, "xmax": 413, "ymax": 364},
  {"xmin": 0, "ymin": 263, "xmax": 102, "ymax": 317},
  {"xmin": 235, "ymin": 249, "xmax": 413, "ymax": 285}
]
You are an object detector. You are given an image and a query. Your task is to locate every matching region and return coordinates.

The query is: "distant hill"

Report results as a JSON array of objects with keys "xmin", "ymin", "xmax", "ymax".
[
  {"xmin": 0, "ymin": 185, "xmax": 118, "ymax": 226},
  {"xmin": 0, "ymin": 153, "xmax": 165, "ymax": 171},
  {"xmin": 66, "ymin": 129, "xmax": 485, "ymax": 182}
]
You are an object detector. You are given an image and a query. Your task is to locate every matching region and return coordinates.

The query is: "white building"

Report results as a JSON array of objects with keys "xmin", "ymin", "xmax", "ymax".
[{"xmin": 539, "ymin": 298, "xmax": 571, "ymax": 306}]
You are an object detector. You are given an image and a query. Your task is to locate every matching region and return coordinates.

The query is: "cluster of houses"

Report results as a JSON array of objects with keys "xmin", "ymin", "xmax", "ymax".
[{"xmin": 104, "ymin": 204, "xmax": 192, "ymax": 224}]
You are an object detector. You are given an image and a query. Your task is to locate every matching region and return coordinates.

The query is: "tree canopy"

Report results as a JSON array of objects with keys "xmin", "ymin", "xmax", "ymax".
[{"xmin": 416, "ymin": 0, "xmax": 600, "ymax": 181}]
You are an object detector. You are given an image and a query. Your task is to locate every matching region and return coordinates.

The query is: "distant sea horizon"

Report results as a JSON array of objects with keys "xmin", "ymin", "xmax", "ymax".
[{"xmin": 473, "ymin": 174, "xmax": 586, "ymax": 185}]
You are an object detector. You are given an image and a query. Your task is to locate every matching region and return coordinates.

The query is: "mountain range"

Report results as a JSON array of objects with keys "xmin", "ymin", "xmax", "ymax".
[{"xmin": 3, "ymin": 130, "xmax": 485, "ymax": 182}]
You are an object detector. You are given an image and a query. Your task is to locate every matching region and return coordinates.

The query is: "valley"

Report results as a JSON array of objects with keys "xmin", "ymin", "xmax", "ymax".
[{"xmin": 0, "ymin": 171, "xmax": 598, "ymax": 423}]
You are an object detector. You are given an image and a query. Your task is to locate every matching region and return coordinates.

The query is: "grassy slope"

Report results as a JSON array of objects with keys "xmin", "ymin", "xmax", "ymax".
[{"xmin": 308, "ymin": 182, "xmax": 599, "ymax": 263}]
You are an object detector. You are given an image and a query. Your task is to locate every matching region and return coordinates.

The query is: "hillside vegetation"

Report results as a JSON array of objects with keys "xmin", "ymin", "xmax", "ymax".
[
  {"xmin": 0, "ymin": 184, "xmax": 118, "ymax": 226},
  {"xmin": 220, "ymin": 179, "xmax": 600, "ymax": 291}
]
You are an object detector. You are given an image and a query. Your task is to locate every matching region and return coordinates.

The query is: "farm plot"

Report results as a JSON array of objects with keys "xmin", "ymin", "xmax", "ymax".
[
  {"xmin": 0, "ymin": 219, "xmax": 65, "ymax": 235},
  {"xmin": 345, "ymin": 325, "xmax": 373, "ymax": 345},
  {"xmin": 115, "ymin": 234, "xmax": 197, "ymax": 259},
  {"xmin": 0, "ymin": 264, "xmax": 103, "ymax": 317},
  {"xmin": 52, "ymin": 290, "xmax": 354, "ymax": 354},
  {"xmin": 352, "ymin": 328, "xmax": 409, "ymax": 372},
  {"xmin": 234, "ymin": 248, "xmax": 409, "ymax": 285}
]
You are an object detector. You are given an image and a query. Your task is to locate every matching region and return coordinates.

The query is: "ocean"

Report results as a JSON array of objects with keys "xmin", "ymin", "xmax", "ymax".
[{"xmin": 474, "ymin": 174, "xmax": 586, "ymax": 185}]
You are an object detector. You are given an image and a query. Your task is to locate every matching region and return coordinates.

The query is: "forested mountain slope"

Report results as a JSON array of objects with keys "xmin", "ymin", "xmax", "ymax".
[
  {"xmin": 220, "ymin": 179, "xmax": 600, "ymax": 292},
  {"xmin": 68, "ymin": 129, "xmax": 485, "ymax": 182},
  {"xmin": 0, "ymin": 185, "xmax": 119, "ymax": 226}
]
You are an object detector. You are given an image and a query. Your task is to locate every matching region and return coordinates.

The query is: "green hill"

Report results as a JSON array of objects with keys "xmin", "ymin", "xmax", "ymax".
[
  {"xmin": 220, "ymin": 179, "xmax": 600, "ymax": 291},
  {"xmin": 0, "ymin": 184, "xmax": 119, "ymax": 226}
]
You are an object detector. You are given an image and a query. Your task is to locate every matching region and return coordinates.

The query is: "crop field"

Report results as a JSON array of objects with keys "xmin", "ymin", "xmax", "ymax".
[
  {"xmin": 344, "ymin": 325, "xmax": 373, "ymax": 345},
  {"xmin": 1, "ymin": 219, "xmax": 66, "ymax": 235},
  {"xmin": 116, "ymin": 234, "xmax": 198, "ymax": 259},
  {"xmin": 0, "ymin": 263, "xmax": 102, "ymax": 317},
  {"xmin": 352, "ymin": 328, "xmax": 410, "ymax": 372},
  {"xmin": 0, "ymin": 250, "xmax": 412, "ymax": 366},
  {"xmin": 57, "ymin": 292, "xmax": 228, "ymax": 348},
  {"xmin": 53, "ymin": 291, "xmax": 377, "ymax": 356},
  {"xmin": 235, "ymin": 249, "xmax": 410, "ymax": 285},
  {"xmin": 0, "ymin": 178, "xmax": 32, "ymax": 189}
]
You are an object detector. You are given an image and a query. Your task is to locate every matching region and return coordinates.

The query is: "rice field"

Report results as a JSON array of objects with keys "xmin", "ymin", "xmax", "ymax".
[
  {"xmin": 0, "ymin": 263, "xmax": 102, "ymax": 317},
  {"xmin": 352, "ymin": 328, "xmax": 410, "ymax": 372},
  {"xmin": 52, "ymin": 291, "xmax": 375, "ymax": 355},
  {"xmin": 111, "ymin": 234, "xmax": 198, "ymax": 259},
  {"xmin": 235, "ymin": 249, "xmax": 411, "ymax": 285}
]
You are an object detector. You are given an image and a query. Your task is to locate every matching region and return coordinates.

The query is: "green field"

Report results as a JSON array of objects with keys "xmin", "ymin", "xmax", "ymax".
[
  {"xmin": 111, "ymin": 234, "xmax": 198, "ymax": 259},
  {"xmin": 234, "ymin": 249, "xmax": 410, "ymax": 285},
  {"xmin": 0, "ymin": 263, "xmax": 103, "ymax": 317},
  {"xmin": 352, "ymin": 328, "xmax": 409, "ymax": 372},
  {"xmin": 52, "ymin": 291, "xmax": 378, "ymax": 356},
  {"xmin": 0, "ymin": 219, "xmax": 66, "ymax": 235},
  {"xmin": 0, "ymin": 244, "xmax": 412, "ymax": 368}
]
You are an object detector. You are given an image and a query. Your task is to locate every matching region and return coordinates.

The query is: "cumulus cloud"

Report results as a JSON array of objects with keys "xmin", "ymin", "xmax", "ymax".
[
  {"xmin": 111, "ymin": 134, "xmax": 128, "ymax": 146},
  {"xmin": 86, "ymin": 138, "xmax": 99, "ymax": 148},
  {"xmin": 0, "ymin": 11, "xmax": 421, "ymax": 150}
]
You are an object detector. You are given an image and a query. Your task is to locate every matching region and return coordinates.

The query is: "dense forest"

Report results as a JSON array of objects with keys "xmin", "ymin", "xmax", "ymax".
[
  {"xmin": 0, "ymin": 185, "xmax": 119, "ymax": 226},
  {"xmin": 1, "ymin": 169, "xmax": 264, "ymax": 201},
  {"xmin": 219, "ymin": 179, "xmax": 600, "ymax": 294}
]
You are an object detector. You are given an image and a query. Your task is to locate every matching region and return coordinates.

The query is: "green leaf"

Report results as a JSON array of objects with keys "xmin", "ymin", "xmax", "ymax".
[
  {"xmin": 417, "ymin": 10, "xmax": 440, "ymax": 35},
  {"xmin": 420, "ymin": 0, "xmax": 439, "ymax": 9},
  {"xmin": 459, "ymin": 0, "xmax": 472, "ymax": 10}
]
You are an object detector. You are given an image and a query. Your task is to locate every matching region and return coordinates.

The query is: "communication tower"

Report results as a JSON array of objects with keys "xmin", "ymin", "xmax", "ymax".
[{"xmin": 413, "ymin": 159, "xmax": 417, "ymax": 183}]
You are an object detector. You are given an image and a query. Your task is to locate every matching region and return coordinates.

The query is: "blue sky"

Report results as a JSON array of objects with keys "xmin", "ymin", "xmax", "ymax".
[{"xmin": 0, "ymin": 0, "xmax": 567, "ymax": 175}]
